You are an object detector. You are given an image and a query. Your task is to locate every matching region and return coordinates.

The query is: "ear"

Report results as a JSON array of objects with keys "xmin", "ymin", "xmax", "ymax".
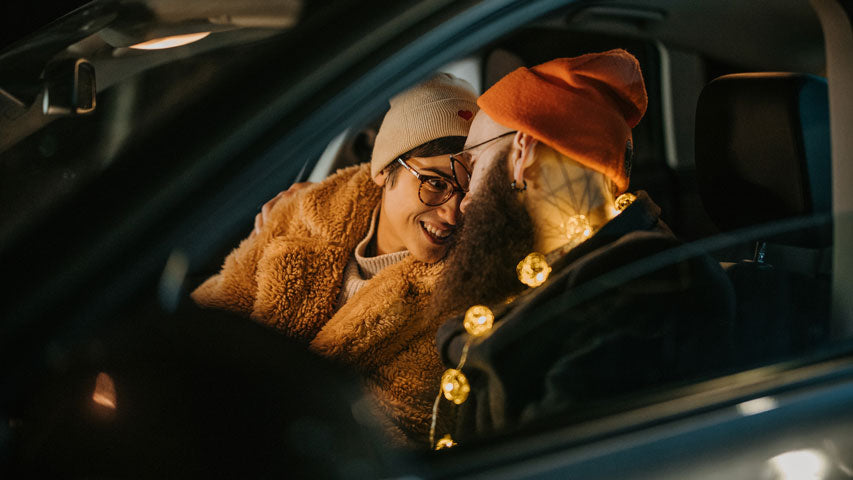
[
  {"xmin": 373, "ymin": 169, "xmax": 388, "ymax": 187},
  {"xmin": 509, "ymin": 131, "xmax": 539, "ymax": 185}
]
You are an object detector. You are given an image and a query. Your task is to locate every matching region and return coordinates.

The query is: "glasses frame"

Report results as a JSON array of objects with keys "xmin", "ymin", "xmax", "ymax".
[
  {"xmin": 449, "ymin": 130, "xmax": 517, "ymax": 167},
  {"xmin": 396, "ymin": 157, "xmax": 469, "ymax": 207}
]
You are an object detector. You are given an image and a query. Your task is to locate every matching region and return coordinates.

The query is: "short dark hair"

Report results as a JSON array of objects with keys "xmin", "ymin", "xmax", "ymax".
[{"xmin": 385, "ymin": 136, "xmax": 467, "ymax": 187}]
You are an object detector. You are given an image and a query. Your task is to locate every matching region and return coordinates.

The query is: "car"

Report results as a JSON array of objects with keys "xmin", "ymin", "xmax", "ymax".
[{"xmin": 1, "ymin": 0, "xmax": 851, "ymax": 478}]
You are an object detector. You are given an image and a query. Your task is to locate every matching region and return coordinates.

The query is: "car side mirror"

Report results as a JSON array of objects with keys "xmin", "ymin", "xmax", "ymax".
[{"xmin": 42, "ymin": 58, "xmax": 96, "ymax": 115}]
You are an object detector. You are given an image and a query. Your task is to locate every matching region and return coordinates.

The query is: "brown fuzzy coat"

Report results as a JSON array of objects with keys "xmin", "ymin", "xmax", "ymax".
[{"xmin": 192, "ymin": 163, "xmax": 445, "ymax": 447}]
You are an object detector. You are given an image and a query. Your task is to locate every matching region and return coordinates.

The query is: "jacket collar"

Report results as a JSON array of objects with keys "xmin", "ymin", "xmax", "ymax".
[{"xmin": 548, "ymin": 190, "xmax": 664, "ymax": 273}]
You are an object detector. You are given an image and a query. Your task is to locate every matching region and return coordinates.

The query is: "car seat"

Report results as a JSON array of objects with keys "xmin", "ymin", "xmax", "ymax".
[{"xmin": 694, "ymin": 72, "xmax": 832, "ymax": 367}]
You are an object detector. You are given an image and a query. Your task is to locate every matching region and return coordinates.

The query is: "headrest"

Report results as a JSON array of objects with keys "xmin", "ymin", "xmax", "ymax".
[{"xmin": 694, "ymin": 73, "xmax": 831, "ymax": 247}]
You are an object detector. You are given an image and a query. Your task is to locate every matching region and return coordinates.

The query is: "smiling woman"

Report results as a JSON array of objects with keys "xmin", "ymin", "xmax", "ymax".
[
  {"xmin": 191, "ymin": 72, "xmax": 477, "ymax": 448},
  {"xmin": 377, "ymin": 152, "xmax": 467, "ymax": 262}
]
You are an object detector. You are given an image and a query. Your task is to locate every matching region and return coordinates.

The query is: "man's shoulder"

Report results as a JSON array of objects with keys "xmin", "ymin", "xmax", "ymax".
[
  {"xmin": 590, "ymin": 228, "xmax": 679, "ymax": 262},
  {"xmin": 505, "ymin": 225, "xmax": 732, "ymax": 330}
]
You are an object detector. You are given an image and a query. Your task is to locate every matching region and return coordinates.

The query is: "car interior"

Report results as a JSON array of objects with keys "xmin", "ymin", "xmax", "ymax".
[
  {"xmin": 1, "ymin": 0, "xmax": 850, "ymax": 477},
  {"xmin": 298, "ymin": 14, "xmax": 835, "ymax": 373},
  {"xmin": 695, "ymin": 72, "xmax": 833, "ymax": 367}
]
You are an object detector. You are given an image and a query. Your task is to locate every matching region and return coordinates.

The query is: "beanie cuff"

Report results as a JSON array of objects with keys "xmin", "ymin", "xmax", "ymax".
[
  {"xmin": 371, "ymin": 73, "xmax": 479, "ymax": 182},
  {"xmin": 371, "ymin": 98, "xmax": 477, "ymax": 179}
]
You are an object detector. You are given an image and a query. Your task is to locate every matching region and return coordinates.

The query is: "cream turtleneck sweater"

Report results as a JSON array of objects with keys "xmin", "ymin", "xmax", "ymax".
[{"xmin": 334, "ymin": 206, "xmax": 409, "ymax": 309}]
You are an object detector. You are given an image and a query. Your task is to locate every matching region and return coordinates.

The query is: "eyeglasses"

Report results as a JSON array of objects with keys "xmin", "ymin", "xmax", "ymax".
[
  {"xmin": 448, "ymin": 131, "xmax": 517, "ymax": 175},
  {"xmin": 396, "ymin": 157, "xmax": 470, "ymax": 206}
]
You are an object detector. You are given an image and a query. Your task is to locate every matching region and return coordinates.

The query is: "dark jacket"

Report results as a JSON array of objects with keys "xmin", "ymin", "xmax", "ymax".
[{"xmin": 435, "ymin": 192, "xmax": 735, "ymax": 442}]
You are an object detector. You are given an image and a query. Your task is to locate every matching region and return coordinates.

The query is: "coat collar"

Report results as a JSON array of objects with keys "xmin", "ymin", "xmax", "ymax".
[
  {"xmin": 310, "ymin": 255, "xmax": 444, "ymax": 364},
  {"xmin": 298, "ymin": 163, "xmax": 382, "ymax": 250},
  {"xmin": 548, "ymin": 190, "xmax": 664, "ymax": 273},
  {"xmin": 436, "ymin": 191, "xmax": 669, "ymax": 366}
]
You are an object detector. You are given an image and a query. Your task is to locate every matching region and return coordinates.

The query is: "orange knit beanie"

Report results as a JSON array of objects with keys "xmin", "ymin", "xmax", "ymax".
[{"xmin": 477, "ymin": 49, "xmax": 648, "ymax": 193}]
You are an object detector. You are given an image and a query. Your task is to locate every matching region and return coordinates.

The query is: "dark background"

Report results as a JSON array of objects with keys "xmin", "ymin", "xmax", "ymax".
[{"xmin": 1, "ymin": 0, "xmax": 90, "ymax": 51}]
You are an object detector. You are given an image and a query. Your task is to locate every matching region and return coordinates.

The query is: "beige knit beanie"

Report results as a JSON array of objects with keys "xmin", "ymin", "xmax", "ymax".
[{"xmin": 371, "ymin": 73, "xmax": 479, "ymax": 183}]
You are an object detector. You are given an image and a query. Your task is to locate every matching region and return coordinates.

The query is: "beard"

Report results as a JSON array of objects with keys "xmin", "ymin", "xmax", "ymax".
[{"xmin": 430, "ymin": 151, "xmax": 536, "ymax": 319}]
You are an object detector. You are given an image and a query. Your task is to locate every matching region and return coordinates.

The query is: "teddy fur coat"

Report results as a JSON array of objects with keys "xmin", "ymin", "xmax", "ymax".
[{"xmin": 192, "ymin": 163, "xmax": 446, "ymax": 447}]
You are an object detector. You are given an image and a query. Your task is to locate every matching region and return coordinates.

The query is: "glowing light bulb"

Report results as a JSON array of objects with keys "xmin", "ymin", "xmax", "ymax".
[
  {"xmin": 464, "ymin": 305, "xmax": 494, "ymax": 336},
  {"xmin": 516, "ymin": 252, "xmax": 551, "ymax": 287},
  {"xmin": 767, "ymin": 449, "xmax": 829, "ymax": 480},
  {"xmin": 92, "ymin": 372, "xmax": 117, "ymax": 410},
  {"xmin": 435, "ymin": 434, "xmax": 457, "ymax": 450},
  {"xmin": 565, "ymin": 215, "xmax": 593, "ymax": 243},
  {"xmin": 615, "ymin": 193, "xmax": 637, "ymax": 211},
  {"xmin": 441, "ymin": 368, "xmax": 470, "ymax": 404}
]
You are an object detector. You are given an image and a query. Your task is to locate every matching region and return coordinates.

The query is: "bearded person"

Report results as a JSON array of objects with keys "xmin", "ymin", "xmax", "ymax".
[{"xmin": 428, "ymin": 50, "xmax": 736, "ymax": 448}]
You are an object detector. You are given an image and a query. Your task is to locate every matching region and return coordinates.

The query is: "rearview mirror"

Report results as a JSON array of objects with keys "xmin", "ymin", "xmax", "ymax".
[{"xmin": 42, "ymin": 58, "xmax": 96, "ymax": 115}]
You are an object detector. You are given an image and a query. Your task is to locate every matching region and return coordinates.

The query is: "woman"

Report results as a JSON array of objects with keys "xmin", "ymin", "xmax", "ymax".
[{"xmin": 192, "ymin": 73, "xmax": 478, "ymax": 447}]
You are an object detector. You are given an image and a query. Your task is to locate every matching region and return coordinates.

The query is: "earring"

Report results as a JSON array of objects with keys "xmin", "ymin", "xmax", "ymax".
[{"xmin": 510, "ymin": 180, "xmax": 527, "ymax": 192}]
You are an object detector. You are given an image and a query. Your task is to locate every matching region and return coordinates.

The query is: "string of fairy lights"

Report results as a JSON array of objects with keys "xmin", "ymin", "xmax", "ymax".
[{"xmin": 429, "ymin": 192, "xmax": 637, "ymax": 450}]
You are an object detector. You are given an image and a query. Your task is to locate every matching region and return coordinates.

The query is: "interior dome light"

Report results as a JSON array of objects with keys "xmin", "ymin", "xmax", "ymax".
[{"xmin": 129, "ymin": 32, "xmax": 211, "ymax": 50}]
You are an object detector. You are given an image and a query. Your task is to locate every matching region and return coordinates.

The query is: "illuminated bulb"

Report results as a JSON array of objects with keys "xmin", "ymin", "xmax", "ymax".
[
  {"xmin": 767, "ymin": 449, "xmax": 829, "ymax": 480},
  {"xmin": 92, "ymin": 372, "xmax": 117, "ymax": 410},
  {"xmin": 441, "ymin": 368, "xmax": 470, "ymax": 404},
  {"xmin": 516, "ymin": 252, "xmax": 551, "ymax": 287},
  {"xmin": 464, "ymin": 305, "xmax": 494, "ymax": 336},
  {"xmin": 565, "ymin": 214, "xmax": 593, "ymax": 242},
  {"xmin": 615, "ymin": 193, "xmax": 637, "ymax": 212},
  {"xmin": 435, "ymin": 434, "xmax": 457, "ymax": 450}
]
